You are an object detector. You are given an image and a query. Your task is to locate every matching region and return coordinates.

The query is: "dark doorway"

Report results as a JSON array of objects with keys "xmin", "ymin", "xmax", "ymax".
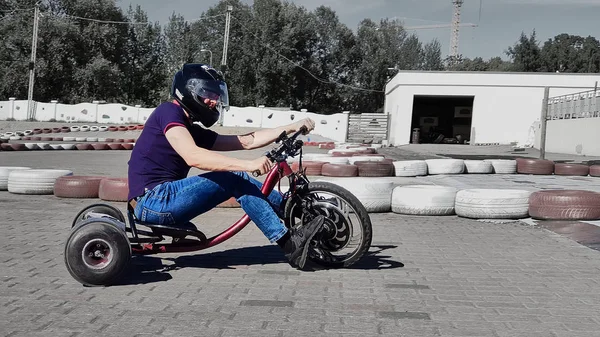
[{"xmin": 411, "ymin": 95, "xmax": 474, "ymax": 144}]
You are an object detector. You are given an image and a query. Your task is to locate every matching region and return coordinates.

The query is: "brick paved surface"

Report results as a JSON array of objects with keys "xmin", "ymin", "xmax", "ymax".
[{"xmin": 2, "ymin": 127, "xmax": 600, "ymax": 336}]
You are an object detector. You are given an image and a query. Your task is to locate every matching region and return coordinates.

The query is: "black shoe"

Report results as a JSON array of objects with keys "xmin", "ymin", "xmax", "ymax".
[{"xmin": 283, "ymin": 215, "xmax": 326, "ymax": 270}]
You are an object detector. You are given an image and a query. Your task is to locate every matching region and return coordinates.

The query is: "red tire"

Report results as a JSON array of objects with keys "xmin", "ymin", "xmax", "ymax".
[
  {"xmin": 30, "ymin": 136, "xmax": 41, "ymax": 141},
  {"xmin": 354, "ymin": 161, "xmax": 394, "ymax": 177},
  {"xmin": 127, "ymin": 125, "xmax": 137, "ymax": 130},
  {"xmin": 53, "ymin": 137, "xmax": 63, "ymax": 141},
  {"xmin": 516, "ymin": 158, "xmax": 554, "ymax": 175},
  {"xmin": 136, "ymin": 124, "xmax": 144, "ymax": 130},
  {"xmin": 529, "ymin": 190, "xmax": 600, "ymax": 220},
  {"xmin": 10, "ymin": 144, "xmax": 28, "ymax": 151},
  {"xmin": 118, "ymin": 126, "xmax": 128, "ymax": 131},
  {"xmin": 22, "ymin": 136, "xmax": 31, "ymax": 141},
  {"xmin": 61, "ymin": 127, "xmax": 70, "ymax": 133},
  {"xmin": 52, "ymin": 128, "xmax": 61, "ymax": 133},
  {"xmin": 217, "ymin": 197, "xmax": 241, "ymax": 208},
  {"xmin": 54, "ymin": 176, "xmax": 105, "ymax": 198},
  {"xmin": 108, "ymin": 126, "xmax": 118, "ymax": 132},
  {"xmin": 104, "ymin": 138, "xmax": 114, "ymax": 142},
  {"xmin": 124, "ymin": 138, "xmax": 136, "ymax": 143},
  {"xmin": 331, "ymin": 152, "xmax": 354, "ymax": 157},
  {"xmin": 99, "ymin": 178, "xmax": 128, "ymax": 202},
  {"xmin": 40, "ymin": 137, "xmax": 53, "ymax": 141},
  {"xmin": 291, "ymin": 161, "xmax": 325, "ymax": 175},
  {"xmin": 591, "ymin": 165, "xmax": 600, "ymax": 177},
  {"xmin": 115, "ymin": 139, "xmax": 124, "ymax": 143},
  {"xmin": 554, "ymin": 163, "xmax": 590, "ymax": 176},
  {"xmin": 122, "ymin": 144, "xmax": 134, "ymax": 150},
  {"xmin": 32, "ymin": 128, "xmax": 42, "ymax": 134},
  {"xmin": 107, "ymin": 143, "xmax": 123, "ymax": 150},
  {"xmin": 321, "ymin": 164, "xmax": 358, "ymax": 177},
  {"xmin": 91, "ymin": 143, "xmax": 109, "ymax": 150},
  {"xmin": 318, "ymin": 143, "xmax": 335, "ymax": 150},
  {"xmin": 75, "ymin": 144, "xmax": 93, "ymax": 150},
  {"xmin": 1, "ymin": 144, "xmax": 13, "ymax": 151},
  {"xmin": 42, "ymin": 128, "xmax": 52, "ymax": 134}
]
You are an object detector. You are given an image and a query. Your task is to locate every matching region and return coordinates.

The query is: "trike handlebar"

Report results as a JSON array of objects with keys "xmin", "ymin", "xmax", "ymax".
[{"xmin": 251, "ymin": 126, "xmax": 308, "ymax": 177}]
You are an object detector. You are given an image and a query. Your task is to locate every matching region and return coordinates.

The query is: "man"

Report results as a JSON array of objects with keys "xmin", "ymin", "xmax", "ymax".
[{"xmin": 127, "ymin": 63, "xmax": 325, "ymax": 270}]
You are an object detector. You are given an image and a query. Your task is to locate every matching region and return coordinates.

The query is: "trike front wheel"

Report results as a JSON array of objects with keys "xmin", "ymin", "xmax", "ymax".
[{"xmin": 284, "ymin": 181, "xmax": 372, "ymax": 268}]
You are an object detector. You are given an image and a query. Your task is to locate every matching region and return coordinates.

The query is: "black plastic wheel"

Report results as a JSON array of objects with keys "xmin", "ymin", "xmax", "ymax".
[
  {"xmin": 72, "ymin": 203, "xmax": 126, "ymax": 228},
  {"xmin": 64, "ymin": 219, "xmax": 131, "ymax": 286},
  {"xmin": 284, "ymin": 181, "xmax": 373, "ymax": 268}
]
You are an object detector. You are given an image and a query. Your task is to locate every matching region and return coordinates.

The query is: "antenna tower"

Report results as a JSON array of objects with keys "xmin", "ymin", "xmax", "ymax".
[{"xmin": 449, "ymin": 0, "xmax": 464, "ymax": 60}]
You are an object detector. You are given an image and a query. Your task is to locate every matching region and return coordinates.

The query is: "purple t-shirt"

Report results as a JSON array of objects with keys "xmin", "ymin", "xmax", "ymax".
[{"xmin": 127, "ymin": 102, "xmax": 218, "ymax": 201}]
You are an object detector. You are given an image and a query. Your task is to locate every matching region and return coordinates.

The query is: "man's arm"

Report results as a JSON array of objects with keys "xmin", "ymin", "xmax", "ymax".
[
  {"xmin": 211, "ymin": 118, "xmax": 315, "ymax": 151},
  {"xmin": 165, "ymin": 126, "xmax": 273, "ymax": 174}
]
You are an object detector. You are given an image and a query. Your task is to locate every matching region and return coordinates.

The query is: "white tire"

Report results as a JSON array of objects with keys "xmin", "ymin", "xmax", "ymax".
[
  {"xmin": 98, "ymin": 138, "xmax": 107, "ymax": 142},
  {"xmin": 464, "ymin": 160, "xmax": 493, "ymax": 174},
  {"xmin": 75, "ymin": 137, "xmax": 86, "ymax": 142},
  {"xmin": 80, "ymin": 125, "xmax": 90, "ymax": 132},
  {"xmin": 61, "ymin": 144, "xmax": 76, "ymax": 150},
  {"xmin": 0, "ymin": 167, "xmax": 31, "ymax": 190},
  {"xmin": 70, "ymin": 126, "xmax": 80, "ymax": 132},
  {"xmin": 9, "ymin": 136, "xmax": 20, "ymax": 141},
  {"xmin": 392, "ymin": 160, "xmax": 428, "ymax": 177},
  {"xmin": 320, "ymin": 157, "xmax": 350, "ymax": 165},
  {"xmin": 317, "ymin": 178, "xmax": 394, "ymax": 212},
  {"xmin": 303, "ymin": 154, "xmax": 332, "ymax": 161},
  {"xmin": 90, "ymin": 126, "xmax": 99, "ymax": 132},
  {"xmin": 327, "ymin": 149, "xmax": 357, "ymax": 154},
  {"xmin": 8, "ymin": 169, "xmax": 73, "ymax": 195},
  {"xmin": 86, "ymin": 137, "xmax": 98, "ymax": 142},
  {"xmin": 50, "ymin": 144, "xmax": 63, "ymax": 150},
  {"xmin": 24, "ymin": 130, "xmax": 33, "ymax": 135},
  {"xmin": 98, "ymin": 126, "xmax": 108, "ymax": 132},
  {"xmin": 36, "ymin": 143, "xmax": 51, "ymax": 150},
  {"xmin": 425, "ymin": 159, "xmax": 465, "ymax": 175},
  {"xmin": 23, "ymin": 143, "xmax": 40, "ymax": 150},
  {"xmin": 15, "ymin": 131, "xmax": 24, "ymax": 136},
  {"xmin": 484, "ymin": 160, "xmax": 517, "ymax": 174},
  {"xmin": 4, "ymin": 132, "xmax": 14, "ymax": 137},
  {"xmin": 455, "ymin": 189, "xmax": 532, "ymax": 219},
  {"xmin": 391, "ymin": 185, "xmax": 458, "ymax": 215},
  {"xmin": 348, "ymin": 156, "xmax": 385, "ymax": 165},
  {"xmin": 63, "ymin": 136, "xmax": 76, "ymax": 141}
]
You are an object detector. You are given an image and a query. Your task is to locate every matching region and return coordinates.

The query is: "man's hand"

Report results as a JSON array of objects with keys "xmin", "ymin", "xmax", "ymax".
[
  {"xmin": 247, "ymin": 156, "xmax": 273, "ymax": 176},
  {"xmin": 291, "ymin": 118, "xmax": 316, "ymax": 135}
]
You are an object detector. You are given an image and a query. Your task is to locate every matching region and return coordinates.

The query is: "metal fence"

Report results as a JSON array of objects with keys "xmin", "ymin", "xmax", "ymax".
[
  {"xmin": 547, "ymin": 89, "xmax": 600, "ymax": 120},
  {"xmin": 346, "ymin": 113, "xmax": 389, "ymax": 144}
]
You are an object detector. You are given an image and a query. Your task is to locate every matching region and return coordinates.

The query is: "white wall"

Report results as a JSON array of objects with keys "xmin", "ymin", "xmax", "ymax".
[
  {"xmin": 0, "ymin": 100, "xmax": 349, "ymax": 142},
  {"xmin": 385, "ymin": 71, "xmax": 600, "ymax": 146},
  {"xmin": 545, "ymin": 118, "xmax": 600, "ymax": 156}
]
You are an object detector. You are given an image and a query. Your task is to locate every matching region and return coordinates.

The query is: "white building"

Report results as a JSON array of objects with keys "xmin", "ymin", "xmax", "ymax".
[{"xmin": 384, "ymin": 71, "xmax": 600, "ymax": 155}]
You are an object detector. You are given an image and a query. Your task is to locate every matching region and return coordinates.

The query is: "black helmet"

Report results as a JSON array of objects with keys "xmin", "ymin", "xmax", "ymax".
[{"xmin": 171, "ymin": 63, "xmax": 229, "ymax": 127}]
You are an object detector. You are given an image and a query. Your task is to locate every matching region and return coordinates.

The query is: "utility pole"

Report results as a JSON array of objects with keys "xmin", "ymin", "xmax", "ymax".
[
  {"xmin": 449, "ymin": 0, "xmax": 464, "ymax": 64},
  {"xmin": 27, "ymin": 5, "xmax": 40, "ymax": 121},
  {"xmin": 539, "ymin": 87, "xmax": 550, "ymax": 160},
  {"xmin": 220, "ymin": 5, "xmax": 233, "ymax": 72}
]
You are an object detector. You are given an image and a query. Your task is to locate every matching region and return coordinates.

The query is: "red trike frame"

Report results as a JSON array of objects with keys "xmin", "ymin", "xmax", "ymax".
[{"xmin": 131, "ymin": 160, "xmax": 295, "ymax": 255}]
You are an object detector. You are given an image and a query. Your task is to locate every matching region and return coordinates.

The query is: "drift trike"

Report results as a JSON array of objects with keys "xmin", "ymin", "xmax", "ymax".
[{"xmin": 64, "ymin": 127, "xmax": 373, "ymax": 286}]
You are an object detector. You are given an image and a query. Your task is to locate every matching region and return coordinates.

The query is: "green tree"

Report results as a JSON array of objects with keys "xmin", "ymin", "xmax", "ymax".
[
  {"xmin": 422, "ymin": 39, "xmax": 443, "ymax": 70},
  {"xmin": 506, "ymin": 30, "xmax": 542, "ymax": 72}
]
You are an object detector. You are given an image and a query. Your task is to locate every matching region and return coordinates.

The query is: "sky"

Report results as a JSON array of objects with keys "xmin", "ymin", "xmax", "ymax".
[{"xmin": 119, "ymin": 0, "xmax": 600, "ymax": 60}]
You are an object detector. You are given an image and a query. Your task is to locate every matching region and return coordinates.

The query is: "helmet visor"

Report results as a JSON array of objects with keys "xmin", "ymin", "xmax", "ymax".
[{"xmin": 187, "ymin": 79, "xmax": 229, "ymax": 113}]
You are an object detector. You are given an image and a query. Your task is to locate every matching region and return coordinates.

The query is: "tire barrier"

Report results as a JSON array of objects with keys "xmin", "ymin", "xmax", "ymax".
[
  {"xmin": 86, "ymin": 137, "xmax": 99, "ymax": 142},
  {"xmin": 455, "ymin": 189, "xmax": 531, "ymax": 219},
  {"xmin": 0, "ymin": 167, "xmax": 31, "ymax": 190},
  {"xmin": 52, "ymin": 128, "xmax": 61, "ymax": 133},
  {"xmin": 354, "ymin": 161, "xmax": 394, "ymax": 177},
  {"xmin": 319, "ymin": 178, "xmax": 394, "ymax": 213},
  {"xmin": 8, "ymin": 169, "xmax": 73, "ymax": 195},
  {"xmin": 463, "ymin": 160, "xmax": 493, "ymax": 174},
  {"xmin": 40, "ymin": 137, "xmax": 53, "ymax": 141},
  {"xmin": 122, "ymin": 144, "xmax": 134, "ymax": 150},
  {"xmin": 76, "ymin": 144, "xmax": 93, "ymax": 150},
  {"xmin": 42, "ymin": 128, "xmax": 52, "ymax": 134},
  {"xmin": 591, "ymin": 165, "xmax": 600, "ymax": 177},
  {"xmin": 37, "ymin": 143, "xmax": 51, "ymax": 150},
  {"xmin": 63, "ymin": 137, "xmax": 76, "ymax": 142},
  {"xmin": 392, "ymin": 160, "xmax": 428, "ymax": 177},
  {"xmin": 553, "ymin": 163, "xmax": 590, "ymax": 176},
  {"xmin": 30, "ymin": 129, "xmax": 39, "ymax": 135},
  {"xmin": 80, "ymin": 125, "xmax": 90, "ymax": 132},
  {"xmin": 90, "ymin": 126, "xmax": 99, "ymax": 132},
  {"xmin": 127, "ymin": 125, "xmax": 137, "ymax": 130},
  {"xmin": 124, "ymin": 138, "xmax": 136, "ymax": 143},
  {"xmin": 425, "ymin": 159, "xmax": 465, "ymax": 175},
  {"xmin": 70, "ymin": 126, "xmax": 80, "ymax": 132},
  {"xmin": 118, "ymin": 126, "xmax": 128, "ymax": 131},
  {"xmin": 108, "ymin": 126, "xmax": 118, "ymax": 132},
  {"xmin": 99, "ymin": 126, "xmax": 109, "ymax": 132},
  {"xmin": 516, "ymin": 158, "xmax": 554, "ymax": 175},
  {"xmin": 291, "ymin": 161, "xmax": 325, "ymax": 175},
  {"xmin": 54, "ymin": 176, "xmax": 105, "ymax": 198},
  {"xmin": 348, "ymin": 156, "xmax": 385, "ymax": 165},
  {"xmin": 23, "ymin": 143, "xmax": 39, "ymax": 150},
  {"xmin": 75, "ymin": 137, "xmax": 87, "ymax": 142},
  {"xmin": 108, "ymin": 143, "xmax": 123, "ymax": 150},
  {"xmin": 321, "ymin": 163, "xmax": 358, "ymax": 177},
  {"xmin": 529, "ymin": 190, "xmax": 600, "ymax": 220},
  {"xmin": 91, "ymin": 143, "xmax": 109, "ymax": 150},
  {"xmin": 61, "ymin": 144, "xmax": 76, "ymax": 150},
  {"xmin": 9, "ymin": 143, "xmax": 27, "ymax": 151},
  {"xmin": 50, "ymin": 144, "xmax": 63, "ymax": 150},
  {"xmin": 99, "ymin": 178, "xmax": 128, "ymax": 202},
  {"xmin": 319, "ymin": 157, "xmax": 350, "ymax": 165},
  {"xmin": 53, "ymin": 137, "xmax": 63, "ymax": 141},
  {"xmin": 136, "ymin": 124, "xmax": 144, "ymax": 130},
  {"xmin": 61, "ymin": 126, "xmax": 70, "ymax": 133},
  {"xmin": 391, "ymin": 185, "xmax": 457, "ymax": 216}
]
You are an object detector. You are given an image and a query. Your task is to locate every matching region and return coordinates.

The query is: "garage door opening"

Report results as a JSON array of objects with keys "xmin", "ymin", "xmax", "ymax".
[{"xmin": 411, "ymin": 95, "xmax": 474, "ymax": 144}]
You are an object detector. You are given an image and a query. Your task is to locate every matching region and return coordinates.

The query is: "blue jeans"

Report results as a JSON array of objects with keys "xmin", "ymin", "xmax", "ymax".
[{"xmin": 133, "ymin": 171, "xmax": 288, "ymax": 243}]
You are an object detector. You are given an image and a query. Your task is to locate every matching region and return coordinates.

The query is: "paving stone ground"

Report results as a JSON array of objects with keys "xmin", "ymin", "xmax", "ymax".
[{"xmin": 2, "ymin": 125, "xmax": 600, "ymax": 337}]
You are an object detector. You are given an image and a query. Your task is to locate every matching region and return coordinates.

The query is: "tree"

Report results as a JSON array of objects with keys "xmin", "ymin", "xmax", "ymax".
[
  {"xmin": 540, "ymin": 34, "xmax": 600, "ymax": 73},
  {"xmin": 506, "ymin": 30, "xmax": 542, "ymax": 72},
  {"xmin": 422, "ymin": 39, "xmax": 443, "ymax": 70}
]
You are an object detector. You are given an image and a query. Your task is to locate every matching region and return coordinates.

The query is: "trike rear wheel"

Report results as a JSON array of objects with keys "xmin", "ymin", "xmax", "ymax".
[
  {"xmin": 284, "ymin": 181, "xmax": 372, "ymax": 268},
  {"xmin": 64, "ymin": 219, "xmax": 131, "ymax": 286}
]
